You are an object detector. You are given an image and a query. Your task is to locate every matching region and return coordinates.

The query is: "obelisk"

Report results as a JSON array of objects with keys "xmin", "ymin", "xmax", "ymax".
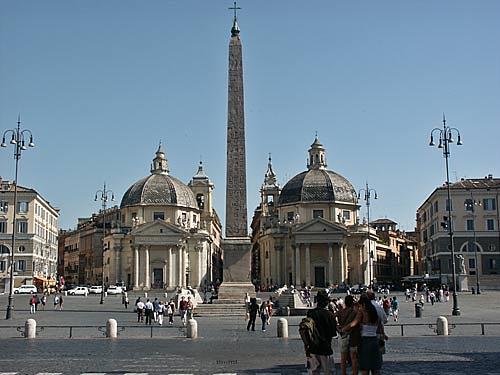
[{"xmin": 217, "ymin": 3, "xmax": 255, "ymax": 303}]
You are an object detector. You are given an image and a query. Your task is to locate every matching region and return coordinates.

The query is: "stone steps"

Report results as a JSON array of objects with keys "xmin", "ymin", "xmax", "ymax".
[{"xmin": 193, "ymin": 303, "xmax": 246, "ymax": 317}]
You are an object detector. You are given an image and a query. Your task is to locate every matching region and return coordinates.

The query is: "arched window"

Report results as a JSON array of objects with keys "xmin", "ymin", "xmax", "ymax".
[{"xmin": 0, "ymin": 244, "xmax": 10, "ymax": 254}]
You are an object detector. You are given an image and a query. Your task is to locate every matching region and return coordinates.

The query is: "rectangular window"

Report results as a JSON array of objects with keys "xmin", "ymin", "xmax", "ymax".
[
  {"xmin": 0, "ymin": 201, "xmax": 8, "ymax": 213},
  {"xmin": 429, "ymin": 223, "xmax": 435, "ymax": 236},
  {"xmin": 287, "ymin": 212, "xmax": 294, "ymax": 221},
  {"xmin": 313, "ymin": 210, "xmax": 323, "ymax": 219},
  {"xmin": 0, "ymin": 221, "xmax": 6, "ymax": 233},
  {"xmin": 153, "ymin": 212, "xmax": 165, "ymax": 221},
  {"xmin": 0, "ymin": 260, "xmax": 5, "ymax": 272},
  {"xmin": 487, "ymin": 219, "xmax": 495, "ymax": 231},
  {"xmin": 466, "ymin": 219, "xmax": 475, "ymax": 231},
  {"xmin": 469, "ymin": 258, "xmax": 475, "ymax": 269},
  {"xmin": 342, "ymin": 210, "xmax": 351, "ymax": 221},
  {"xmin": 489, "ymin": 259, "xmax": 497, "ymax": 269},
  {"xmin": 17, "ymin": 260, "xmax": 26, "ymax": 271},
  {"xmin": 17, "ymin": 220, "xmax": 28, "ymax": 233},
  {"xmin": 17, "ymin": 201, "xmax": 29, "ymax": 213},
  {"xmin": 430, "ymin": 205, "xmax": 434, "ymax": 217},
  {"xmin": 434, "ymin": 200, "xmax": 439, "ymax": 213},
  {"xmin": 423, "ymin": 229, "xmax": 428, "ymax": 243},
  {"xmin": 422, "ymin": 211, "xmax": 427, "ymax": 222},
  {"xmin": 483, "ymin": 198, "xmax": 496, "ymax": 211}
]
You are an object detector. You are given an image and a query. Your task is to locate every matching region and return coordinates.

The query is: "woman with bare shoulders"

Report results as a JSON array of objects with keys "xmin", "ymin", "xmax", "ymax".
[{"xmin": 336, "ymin": 295, "xmax": 359, "ymax": 375}]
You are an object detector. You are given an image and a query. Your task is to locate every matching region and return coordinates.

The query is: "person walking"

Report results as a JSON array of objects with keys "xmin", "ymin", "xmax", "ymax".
[
  {"xmin": 259, "ymin": 300, "xmax": 269, "ymax": 331},
  {"xmin": 167, "ymin": 298, "xmax": 176, "ymax": 325},
  {"xmin": 391, "ymin": 296, "xmax": 399, "ymax": 322},
  {"xmin": 157, "ymin": 301, "xmax": 165, "ymax": 325},
  {"xmin": 124, "ymin": 295, "xmax": 129, "ymax": 309},
  {"xmin": 179, "ymin": 296, "xmax": 188, "ymax": 326},
  {"xmin": 246, "ymin": 297, "xmax": 259, "ymax": 331},
  {"xmin": 136, "ymin": 298, "xmax": 145, "ymax": 323},
  {"xmin": 153, "ymin": 298, "xmax": 160, "ymax": 322},
  {"xmin": 144, "ymin": 299, "xmax": 154, "ymax": 325},
  {"xmin": 53, "ymin": 294, "xmax": 59, "ymax": 310},
  {"xmin": 186, "ymin": 296, "xmax": 194, "ymax": 320},
  {"xmin": 337, "ymin": 295, "xmax": 359, "ymax": 375},
  {"xmin": 58, "ymin": 294, "xmax": 64, "ymax": 310},
  {"xmin": 40, "ymin": 294, "xmax": 47, "ymax": 310},
  {"xmin": 303, "ymin": 290, "xmax": 337, "ymax": 375},
  {"xmin": 29, "ymin": 294, "xmax": 37, "ymax": 314}
]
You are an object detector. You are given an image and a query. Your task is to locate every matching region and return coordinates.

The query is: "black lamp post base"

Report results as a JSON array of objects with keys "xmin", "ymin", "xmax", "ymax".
[
  {"xmin": 476, "ymin": 288, "xmax": 481, "ymax": 295},
  {"xmin": 5, "ymin": 304, "xmax": 13, "ymax": 320},
  {"xmin": 452, "ymin": 307, "xmax": 461, "ymax": 316}
]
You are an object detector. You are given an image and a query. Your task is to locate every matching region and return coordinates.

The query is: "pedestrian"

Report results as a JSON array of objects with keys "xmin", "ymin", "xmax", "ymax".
[
  {"xmin": 167, "ymin": 298, "xmax": 176, "ymax": 325},
  {"xmin": 136, "ymin": 298, "xmax": 145, "ymax": 323},
  {"xmin": 337, "ymin": 295, "xmax": 359, "ymax": 375},
  {"xmin": 153, "ymin": 298, "xmax": 160, "ymax": 322},
  {"xmin": 40, "ymin": 294, "xmax": 47, "ymax": 310},
  {"xmin": 53, "ymin": 294, "xmax": 59, "ymax": 309},
  {"xmin": 259, "ymin": 300, "xmax": 269, "ymax": 331},
  {"xmin": 157, "ymin": 301, "xmax": 165, "ymax": 325},
  {"xmin": 341, "ymin": 293, "xmax": 386, "ymax": 375},
  {"xmin": 58, "ymin": 294, "xmax": 64, "ymax": 310},
  {"xmin": 35, "ymin": 294, "xmax": 40, "ymax": 311},
  {"xmin": 391, "ymin": 296, "xmax": 399, "ymax": 322},
  {"xmin": 124, "ymin": 295, "xmax": 129, "ymax": 309},
  {"xmin": 246, "ymin": 297, "xmax": 258, "ymax": 331},
  {"xmin": 179, "ymin": 296, "xmax": 188, "ymax": 325},
  {"xmin": 267, "ymin": 297, "xmax": 274, "ymax": 325},
  {"xmin": 186, "ymin": 296, "xmax": 195, "ymax": 320},
  {"xmin": 29, "ymin": 294, "xmax": 37, "ymax": 314},
  {"xmin": 144, "ymin": 299, "xmax": 153, "ymax": 325},
  {"xmin": 303, "ymin": 290, "xmax": 337, "ymax": 375}
]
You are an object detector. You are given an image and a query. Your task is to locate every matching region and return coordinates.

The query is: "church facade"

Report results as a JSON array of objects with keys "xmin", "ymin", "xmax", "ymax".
[
  {"xmin": 102, "ymin": 144, "xmax": 222, "ymax": 291},
  {"xmin": 250, "ymin": 137, "xmax": 377, "ymax": 289}
]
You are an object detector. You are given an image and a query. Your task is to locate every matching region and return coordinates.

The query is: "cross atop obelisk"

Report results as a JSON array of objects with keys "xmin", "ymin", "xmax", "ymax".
[{"xmin": 225, "ymin": 0, "xmax": 247, "ymax": 238}]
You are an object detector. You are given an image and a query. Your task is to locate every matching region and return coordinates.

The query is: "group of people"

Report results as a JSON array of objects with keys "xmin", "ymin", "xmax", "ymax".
[
  {"xmin": 28, "ymin": 293, "xmax": 64, "ymax": 313},
  {"xmin": 245, "ymin": 295, "xmax": 274, "ymax": 332},
  {"xmin": 134, "ymin": 297, "xmax": 177, "ymax": 325},
  {"xmin": 303, "ymin": 290, "xmax": 389, "ymax": 375}
]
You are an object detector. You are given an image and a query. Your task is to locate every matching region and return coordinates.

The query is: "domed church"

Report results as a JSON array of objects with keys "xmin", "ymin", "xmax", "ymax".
[
  {"xmin": 250, "ymin": 137, "xmax": 376, "ymax": 289},
  {"xmin": 103, "ymin": 143, "xmax": 222, "ymax": 291}
]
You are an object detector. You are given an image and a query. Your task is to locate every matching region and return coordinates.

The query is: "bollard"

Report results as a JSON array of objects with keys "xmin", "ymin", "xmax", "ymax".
[
  {"xmin": 106, "ymin": 318, "xmax": 118, "ymax": 338},
  {"xmin": 415, "ymin": 303, "xmax": 422, "ymax": 318},
  {"xmin": 277, "ymin": 318, "xmax": 288, "ymax": 338},
  {"xmin": 285, "ymin": 306, "xmax": 290, "ymax": 316},
  {"xmin": 187, "ymin": 319, "xmax": 198, "ymax": 339},
  {"xmin": 25, "ymin": 319, "xmax": 36, "ymax": 339},
  {"xmin": 436, "ymin": 316, "xmax": 448, "ymax": 336},
  {"xmin": 64, "ymin": 291, "xmax": 68, "ymax": 296}
]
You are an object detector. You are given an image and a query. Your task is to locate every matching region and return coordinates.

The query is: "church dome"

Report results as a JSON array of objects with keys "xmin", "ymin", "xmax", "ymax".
[
  {"xmin": 278, "ymin": 137, "xmax": 357, "ymax": 205},
  {"xmin": 120, "ymin": 144, "xmax": 198, "ymax": 210}
]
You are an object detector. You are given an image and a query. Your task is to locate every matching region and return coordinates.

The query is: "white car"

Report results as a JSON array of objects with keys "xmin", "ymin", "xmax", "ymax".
[
  {"xmin": 106, "ymin": 285, "xmax": 123, "ymax": 295},
  {"xmin": 14, "ymin": 285, "xmax": 38, "ymax": 294},
  {"xmin": 89, "ymin": 285, "xmax": 103, "ymax": 294},
  {"xmin": 68, "ymin": 286, "xmax": 89, "ymax": 296}
]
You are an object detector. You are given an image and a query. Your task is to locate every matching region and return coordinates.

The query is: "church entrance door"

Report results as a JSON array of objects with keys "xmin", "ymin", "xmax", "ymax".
[
  {"xmin": 314, "ymin": 266, "xmax": 325, "ymax": 287},
  {"xmin": 153, "ymin": 268, "xmax": 163, "ymax": 289}
]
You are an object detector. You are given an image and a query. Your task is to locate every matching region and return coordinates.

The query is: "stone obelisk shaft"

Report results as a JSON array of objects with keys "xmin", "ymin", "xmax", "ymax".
[{"xmin": 225, "ymin": 29, "xmax": 248, "ymax": 237}]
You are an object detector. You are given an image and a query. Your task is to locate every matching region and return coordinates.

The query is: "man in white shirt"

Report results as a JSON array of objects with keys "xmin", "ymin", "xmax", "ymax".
[
  {"xmin": 367, "ymin": 290, "xmax": 388, "ymax": 325},
  {"xmin": 136, "ymin": 299, "xmax": 145, "ymax": 323}
]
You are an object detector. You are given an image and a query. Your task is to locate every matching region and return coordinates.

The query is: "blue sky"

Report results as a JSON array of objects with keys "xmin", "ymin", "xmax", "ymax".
[{"xmin": 1, "ymin": 1, "xmax": 499, "ymax": 232}]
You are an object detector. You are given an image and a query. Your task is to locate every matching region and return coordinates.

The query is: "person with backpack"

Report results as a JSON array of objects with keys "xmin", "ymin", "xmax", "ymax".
[
  {"xmin": 300, "ymin": 289, "xmax": 337, "ymax": 375},
  {"xmin": 259, "ymin": 300, "xmax": 269, "ymax": 331}
]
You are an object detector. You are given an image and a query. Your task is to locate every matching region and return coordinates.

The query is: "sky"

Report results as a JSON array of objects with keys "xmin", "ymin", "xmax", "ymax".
[{"xmin": 1, "ymin": 1, "xmax": 499, "ymax": 233}]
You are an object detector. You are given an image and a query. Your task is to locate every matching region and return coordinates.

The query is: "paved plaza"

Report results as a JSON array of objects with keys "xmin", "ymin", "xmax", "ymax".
[{"xmin": 0, "ymin": 291, "xmax": 499, "ymax": 374}]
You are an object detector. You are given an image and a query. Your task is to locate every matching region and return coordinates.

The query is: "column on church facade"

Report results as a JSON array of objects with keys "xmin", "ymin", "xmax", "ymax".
[
  {"xmin": 178, "ymin": 246, "xmax": 183, "ymax": 287},
  {"xmin": 343, "ymin": 244, "xmax": 348, "ymax": 283},
  {"xmin": 145, "ymin": 246, "xmax": 150, "ymax": 290},
  {"xmin": 336, "ymin": 243, "xmax": 343, "ymax": 285},
  {"xmin": 295, "ymin": 244, "xmax": 301, "ymax": 286},
  {"xmin": 276, "ymin": 247, "xmax": 281, "ymax": 286},
  {"xmin": 183, "ymin": 246, "xmax": 188, "ymax": 286},
  {"xmin": 134, "ymin": 246, "xmax": 139, "ymax": 289},
  {"xmin": 198, "ymin": 246, "xmax": 203, "ymax": 288},
  {"xmin": 115, "ymin": 246, "xmax": 121, "ymax": 284},
  {"xmin": 168, "ymin": 247, "xmax": 172, "ymax": 288},
  {"xmin": 328, "ymin": 243, "xmax": 334, "ymax": 286},
  {"xmin": 305, "ymin": 244, "xmax": 311, "ymax": 286}
]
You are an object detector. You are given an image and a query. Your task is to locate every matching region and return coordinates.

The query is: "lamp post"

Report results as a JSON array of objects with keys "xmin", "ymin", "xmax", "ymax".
[
  {"xmin": 465, "ymin": 191, "xmax": 481, "ymax": 294},
  {"xmin": 1, "ymin": 116, "xmax": 35, "ymax": 320},
  {"xmin": 358, "ymin": 182, "xmax": 377, "ymax": 288},
  {"xmin": 429, "ymin": 113, "xmax": 462, "ymax": 316},
  {"xmin": 94, "ymin": 182, "xmax": 114, "ymax": 305}
]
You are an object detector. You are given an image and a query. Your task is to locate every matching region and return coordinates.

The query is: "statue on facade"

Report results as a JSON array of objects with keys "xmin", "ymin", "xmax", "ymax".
[{"xmin": 456, "ymin": 254, "xmax": 466, "ymax": 274}]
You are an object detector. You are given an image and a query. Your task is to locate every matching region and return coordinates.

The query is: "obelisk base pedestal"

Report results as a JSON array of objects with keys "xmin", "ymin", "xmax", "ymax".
[{"xmin": 215, "ymin": 237, "xmax": 255, "ymax": 304}]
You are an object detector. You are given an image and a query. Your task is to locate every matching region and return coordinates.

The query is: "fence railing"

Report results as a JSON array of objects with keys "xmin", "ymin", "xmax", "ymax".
[{"xmin": 0, "ymin": 324, "xmax": 187, "ymax": 339}]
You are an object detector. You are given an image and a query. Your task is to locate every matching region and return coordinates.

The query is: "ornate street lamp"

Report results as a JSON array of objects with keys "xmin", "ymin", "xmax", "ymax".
[
  {"xmin": 1, "ymin": 115, "xmax": 35, "ymax": 320},
  {"xmin": 465, "ymin": 191, "xmax": 481, "ymax": 294},
  {"xmin": 358, "ymin": 182, "xmax": 377, "ymax": 288},
  {"xmin": 429, "ymin": 113, "xmax": 462, "ymax": 316},
  {"xmin": 94, "ymin": 183, "xmax": 114, "ymax": 304}
]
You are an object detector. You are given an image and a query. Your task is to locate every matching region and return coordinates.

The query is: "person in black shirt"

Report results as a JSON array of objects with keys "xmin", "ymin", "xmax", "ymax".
[
  {"xmin": 305, "ymin": 289, "xmax": 337, "ymax": 375},
  {"xmin": 246, "ymin": 297, "xmax": 259, "ymax": 331}
]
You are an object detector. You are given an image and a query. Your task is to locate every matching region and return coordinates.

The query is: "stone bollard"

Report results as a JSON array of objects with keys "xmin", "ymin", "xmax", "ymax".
[
  {"xmin": 277, "ymin": 318, "xmax": 288, "ymax": 338},
  {"xmin": 106, "ymin": 318, "xmax": 118, "ymax": 338},
  {"xmin": 436, "ymin": 316, "xmax": 448, "ymax": 336},
  {"xmin": 187, "ymin": 319, "xmax": 198, "ymax": 339},
  {"xmin": 25, "ymin": 319, "xmax": 36, "ymax": 339},
  {"xmin": 64, "ymin": 291, "xmax": 68, "ymax": 296},
  {"xmin": 285, "ymin": 306, "xmax": 290, "ymax": 316}
]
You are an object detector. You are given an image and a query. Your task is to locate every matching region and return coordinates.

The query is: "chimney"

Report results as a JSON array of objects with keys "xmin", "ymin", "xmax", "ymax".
[{"xmin": 488, "ymin": 174, "xmax": 493, "ymax": 180}]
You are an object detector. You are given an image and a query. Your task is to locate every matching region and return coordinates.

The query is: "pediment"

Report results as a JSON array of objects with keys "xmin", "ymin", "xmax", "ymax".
[
  {"xmin": 294, "ymin": 218, "xmax": 347, "ymax": 235},
  {"xmin": 130, "ymin": 220, "xmax": 188, "ymax": 237}
]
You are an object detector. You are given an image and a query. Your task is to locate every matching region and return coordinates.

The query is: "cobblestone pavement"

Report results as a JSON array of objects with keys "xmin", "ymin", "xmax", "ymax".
[{"xmin": 0, "ymin": 291, "xmax": 499, "ymax": 374}]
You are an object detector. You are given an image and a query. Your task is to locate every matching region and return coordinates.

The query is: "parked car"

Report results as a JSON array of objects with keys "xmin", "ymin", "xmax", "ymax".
[
  {"xmin": 106, "ymin": 285, "xmax": 123, "ymax": 295},
  {"xmin": 68, "ymin": 286, "xmax": 89, "ymax": 296},
  {"xmin": 14, "ymin": 285, "xmax": 38, "ymax": 294},
  {"xmin": 89, "ymin": 285, "xmax": 103, "ymax": 294}
]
